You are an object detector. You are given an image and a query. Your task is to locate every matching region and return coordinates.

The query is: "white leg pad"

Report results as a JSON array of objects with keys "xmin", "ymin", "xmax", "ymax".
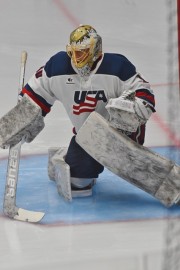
[
  {"xmin": 55, "ymin": 161, "xmax": 72, "ymax": 202},
  {"xmin": 76, "ymin": 112, "xmax": 180, "ymax": 207},
  {"xmin": 48, "ymin": 147, "xmax": 96, "ymax": 200},
  {"xmin": 48, "ymin": 147, "xmax": 72, "ymax": 201},
  {"xmin": 48, "ymin": 147, "xmax": 67, "ymax": 181}
]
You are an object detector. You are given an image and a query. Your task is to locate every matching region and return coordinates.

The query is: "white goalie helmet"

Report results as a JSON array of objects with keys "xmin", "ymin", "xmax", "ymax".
[{"xmin": 66, "ymin": 24, "xmax": 102, "ymax": 77}]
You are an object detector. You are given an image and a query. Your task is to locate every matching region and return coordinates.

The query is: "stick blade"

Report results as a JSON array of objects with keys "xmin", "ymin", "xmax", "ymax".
[{"xmin": 13, "ymin": 208, "xmax": 45, "ymax": 223}]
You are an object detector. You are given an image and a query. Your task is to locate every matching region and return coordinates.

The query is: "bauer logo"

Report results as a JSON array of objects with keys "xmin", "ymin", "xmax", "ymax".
[
  {"xmin": 6, "ymin": 149, "xmax": 18, "ymax": 197},
  {"xmin": 73, "ymin": 90, "xmax": 107, "ymax": 115}
]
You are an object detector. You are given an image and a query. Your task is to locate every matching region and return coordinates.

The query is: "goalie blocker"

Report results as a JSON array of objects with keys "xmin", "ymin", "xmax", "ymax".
[
  {"xmin": 0, "ymin": 94, "xmax": 44, "ymax": 148},
  {"xmin": 76, "ymin": 112, "xmax": 180, "ymax": 207}
]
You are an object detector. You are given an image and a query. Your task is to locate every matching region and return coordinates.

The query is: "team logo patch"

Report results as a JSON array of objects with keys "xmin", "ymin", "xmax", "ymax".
[
  {"xmin": 73, "ymin": 90, "xmax": 107, "ymax": 115},
  {"xmin": 66, "ymin": 78, "xmax": 75, "ymax": 84}
]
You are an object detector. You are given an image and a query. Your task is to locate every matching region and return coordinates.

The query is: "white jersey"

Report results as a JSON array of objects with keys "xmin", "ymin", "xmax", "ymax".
[{"xmin": 21, "ymin": 51, "xmax": 155, "ymax": 133}]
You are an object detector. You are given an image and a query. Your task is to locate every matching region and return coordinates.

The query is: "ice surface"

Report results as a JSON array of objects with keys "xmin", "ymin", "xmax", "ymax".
[{"xmin": 0, "ymin": 1, "xmax": 179, "ymax": 269}]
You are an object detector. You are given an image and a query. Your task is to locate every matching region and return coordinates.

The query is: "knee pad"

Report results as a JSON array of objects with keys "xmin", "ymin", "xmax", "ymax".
[{"xmin": 48, "ymin": 147, "xmax": 96, "ymax": 201}]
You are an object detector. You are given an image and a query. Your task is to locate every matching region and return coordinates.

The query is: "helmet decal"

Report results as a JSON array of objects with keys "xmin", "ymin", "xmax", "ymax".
[{"xmin": 66, "ymin": 25, "xmax": 102, "ymax": 77}]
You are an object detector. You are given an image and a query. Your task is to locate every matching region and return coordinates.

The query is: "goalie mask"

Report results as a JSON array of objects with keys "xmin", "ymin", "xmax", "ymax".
[{"xmin": 66, "ymin": 25, "xmax": 102, "ymax": 77}]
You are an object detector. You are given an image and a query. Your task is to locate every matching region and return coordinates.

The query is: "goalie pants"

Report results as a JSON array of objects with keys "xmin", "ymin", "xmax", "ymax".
[{"xmin": 65, "ymin": 136, "xmax": 104, "ymax": 178}]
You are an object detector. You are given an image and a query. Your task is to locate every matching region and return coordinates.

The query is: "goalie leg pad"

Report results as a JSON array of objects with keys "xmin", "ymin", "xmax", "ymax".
[
  {"xmin": 48, "ymin": 147, "xmax": 65, "ymax": 181},
  {"xmin": 48, "ymin": 147, "xmax": 95, "ymax": 200},
  {"xmin": 48, "ymin": 147, "xmax": 72, "ymax": 201},
  {"xmin": 76, "ymin": 112, "xmax": 180, "ymax": 207},
  {"xmin": 0, "ymin": 94, "xmax": 44, "ymax": 147}
]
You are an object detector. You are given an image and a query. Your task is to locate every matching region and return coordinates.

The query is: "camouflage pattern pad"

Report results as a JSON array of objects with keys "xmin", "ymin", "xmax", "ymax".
[
  {"xmin": 76, "ymin": 112, "xmax": 180, "ymax": 207},
  {"xmin": 48, "ymin": 147, "xmax": 72, "ymax": 201}
]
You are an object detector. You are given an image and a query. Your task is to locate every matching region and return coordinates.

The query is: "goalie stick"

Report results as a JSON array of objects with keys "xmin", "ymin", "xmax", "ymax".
[{"xmin": 3, "ymin": 51, "xmax": 45, "ymax": 222}]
